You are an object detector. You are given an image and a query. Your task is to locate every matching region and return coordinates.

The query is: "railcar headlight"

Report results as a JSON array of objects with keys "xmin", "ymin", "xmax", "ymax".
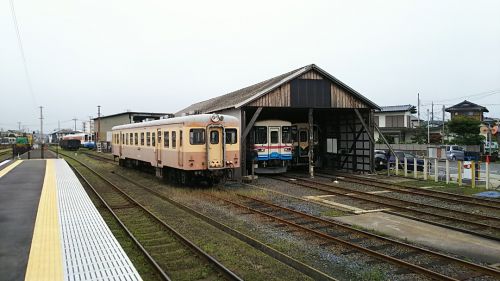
[{"xmin": 210, "ymin": 114, "xmax": 220, "ymax": 122}]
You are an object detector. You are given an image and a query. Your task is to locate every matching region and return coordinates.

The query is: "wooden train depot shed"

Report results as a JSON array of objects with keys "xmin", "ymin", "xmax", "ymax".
[{"xmin": 177, "ymin": 64, "xmax": 380, "ymax": 179}]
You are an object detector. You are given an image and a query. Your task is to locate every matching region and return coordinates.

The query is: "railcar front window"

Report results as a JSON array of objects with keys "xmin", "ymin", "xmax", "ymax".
[
  {"xmin": 225, "ymin": 129, "xmax": 237, "ymax": 144},
  {"xmin": 255, "ymin": 127, "xmax": 267, "ymax": 144},
  {"xmin": 282, "ymin": 126, "xmax": 291, "ymax": 143},
  {"xmin": 210, "ymin": 131, "xmax": 219, "ymax": 144},
  {"xmin": 270, "ymin": 131, "xmax": 279, "ymax": 144},
  {"xmin": 299, "ymin": 131, "xmax": 308, "ymax": 142},
  {"xmin": 172, "ymin": 131, "xmax": 176, "ymax": 148},
  {"xmin": 190, "ymin": 129, "xmax": 205, "ymax": 145}
]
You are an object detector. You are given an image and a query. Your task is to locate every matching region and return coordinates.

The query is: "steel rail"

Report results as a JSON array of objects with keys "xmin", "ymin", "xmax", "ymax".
[
  {"xmin": 328, "ymin": 172, "xmax": 500, "ymax": 210},
  {"xmin": 272, "ymin": 176, "xmax": 500, "ymax": 241},
  {"xmin": 281, "ymin": 176, "xmax": 500, "ymax": 230},
  {"xmin": 63, "ymin": 154, "xmax": 243, "ymax": 281},
  {"xmin": 206, "ymin": 193, "xmax": 459, "ymax": 281},
  {"xmin": 110, "ymin": 171, "xmax": 336, "ymax": 281},
  {"xmin": 235, "ymin": 193, "xmax": 500, "ymax": 279}
]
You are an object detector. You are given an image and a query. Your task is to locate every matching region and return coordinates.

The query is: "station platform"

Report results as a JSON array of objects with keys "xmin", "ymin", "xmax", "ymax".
[{"xmin": 0, "ymin": 159, "xmax": 142, "ymax": 281}]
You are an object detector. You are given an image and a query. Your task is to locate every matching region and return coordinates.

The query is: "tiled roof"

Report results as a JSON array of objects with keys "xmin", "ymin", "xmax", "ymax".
[
  {"xmin": 445, "ymin": 100, "xmax": 489, "ymax": 112},
  {"xmin": 377, "ymin": 104, "xmax": 416, "ymax": 113},
  {"xmin": 176, "ymin": 64, "xmax": 378, "ymax": 115}
]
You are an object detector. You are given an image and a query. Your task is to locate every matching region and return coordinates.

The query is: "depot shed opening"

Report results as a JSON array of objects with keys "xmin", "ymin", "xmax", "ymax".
[{"xmin": 177, "ymin": 64, "xmax": 380, "ymax": 179}]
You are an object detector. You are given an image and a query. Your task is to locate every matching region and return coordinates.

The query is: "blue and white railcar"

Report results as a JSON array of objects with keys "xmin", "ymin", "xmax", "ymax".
[{"xmin": 250, "ymin": 120, "xmax": 293, "ymax": 174}]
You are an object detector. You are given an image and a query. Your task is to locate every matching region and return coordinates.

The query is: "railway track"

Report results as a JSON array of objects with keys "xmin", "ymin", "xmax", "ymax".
[
  {"xmin": 272, "ymin": 175, "xmax": 500, "ymax": 241},
  {"xmin": 207, "ymin": 192, "xmax": 500, "ymax": 280},
  {"xmin": 79, "ymin": 150, "xmax": 117, "ymax": 164},
  {"xmin": 63, "ymin": 155, "xmax": 242, "ymax": 281},
  {"xmin": 328, "ymin": 172, "xmax": 500, "ymax": 210}
]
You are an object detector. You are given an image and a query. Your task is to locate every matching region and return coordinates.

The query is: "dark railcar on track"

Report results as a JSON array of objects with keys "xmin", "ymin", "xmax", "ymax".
[{"xmin": 60, "ymin": 139, "xmax": 81, "ymax": 150}]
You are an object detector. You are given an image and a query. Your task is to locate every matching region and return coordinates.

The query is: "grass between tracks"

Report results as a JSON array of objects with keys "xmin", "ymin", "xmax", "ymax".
[{"xmin": 398, "ymin": 178, "xmax": 491, "ymax": 196}]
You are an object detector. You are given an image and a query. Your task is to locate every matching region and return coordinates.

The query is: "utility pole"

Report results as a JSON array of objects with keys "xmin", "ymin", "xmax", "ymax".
[
  {"xmin": 442, "ymin": 105, "xmax": 445, "ymax": 144},
  {"xmin": 431, "ymin": 101, "xmax": 434, "ymax": 124},
  {"xmin": 427, "ymin": 109, "xmax": 430, "ymax": 144},
  {"xmin": 72, "ymin": 117, "xmax": 77, "ymax": 131},
  {"xmin": 82, "ymin": 121, "xmax": 86, "ymax": 133},
  {"xmin": 417, "ymin": 93, "xmax": 420, "ymax": 126},
  {"xmin": 40, "ymin": 106, "xmax": 44, "ymax": 159},
  {"xmin": 18, "ymin": 122, "xmax": 21, "ymax": 131},
  {"xmin": 97, "ymin": 105, "xmax": 101, "ymax": 151}
]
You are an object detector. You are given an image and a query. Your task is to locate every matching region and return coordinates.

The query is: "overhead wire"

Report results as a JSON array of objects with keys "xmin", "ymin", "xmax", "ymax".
[{"xmin": 9, "ymin": 0, "xmax": 37, "ymax": 107}]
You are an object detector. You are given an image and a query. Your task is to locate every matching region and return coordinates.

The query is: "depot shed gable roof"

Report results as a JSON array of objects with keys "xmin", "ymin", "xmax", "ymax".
[{"xmin": 177, "ymin": 64, "xmax": 379, "ymax": 115}]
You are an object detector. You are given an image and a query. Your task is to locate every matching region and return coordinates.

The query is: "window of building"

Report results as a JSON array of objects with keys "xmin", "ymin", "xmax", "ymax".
[
  {"xmin": 225, "ymin": 128, "xmax": 237, "ymax": 144},
  {"xmin": 190, "ymin": 129, "xmax": 205, "ymax": 145},
  {"xmin": 140, "ymin": 132, "xmax": 145, "ymax": 146},
  {"xmin": 374, "ymin": 116, "xmax": 379, "ymax": 126},
  {"xmin": 386, "ymin": 115, "xmax": 405, "ymax": 127},
  {"xmin": 166, "ymin": 131, "xmax": 170, "ymax": 147},
  {"xmin": 172, "ymin": 131, "xmax": 176, "ymax": 148},
  {"xmin": 210, "ymin": 130, "xmax": 219, "ymax": 144}
]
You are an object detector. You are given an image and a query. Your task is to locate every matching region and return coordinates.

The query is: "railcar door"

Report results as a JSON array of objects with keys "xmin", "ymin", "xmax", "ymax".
[
  {"xmin": 156, "ymin": 129, "xmax": 162, "ymax": 166},
  {"xmin": 207, "ymin": 127, "xmax": 224, "ymax": 168},
  {"xmin": 268, "ymin": 127, "xmax": 281, "ymax": 160}
]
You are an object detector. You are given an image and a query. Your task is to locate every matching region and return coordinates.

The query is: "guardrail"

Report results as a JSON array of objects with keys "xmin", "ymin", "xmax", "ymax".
[{"xmin": 386, "ymin": 156, "xmax": 495, "ymax": 189}]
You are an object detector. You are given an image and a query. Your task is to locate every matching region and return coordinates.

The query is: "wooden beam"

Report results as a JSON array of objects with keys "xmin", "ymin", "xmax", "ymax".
[
  {"xmin": 374, "ymin": 124, "xmax": 396, "ymax": 157},
  {"xmin": 354, "ymin": 109, "xmax": 375, "ymax": 145},
  {"xmin": 241, "ymin": 107, "xmax": 263, "ymax": 141}
]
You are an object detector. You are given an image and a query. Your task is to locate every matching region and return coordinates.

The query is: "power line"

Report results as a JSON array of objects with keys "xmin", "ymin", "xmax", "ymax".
[{"xmin": 9, "ymin": 0, "xmax": 36, "ymax": 107}]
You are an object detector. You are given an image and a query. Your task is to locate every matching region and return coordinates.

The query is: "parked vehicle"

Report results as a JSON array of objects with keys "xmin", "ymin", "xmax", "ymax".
[
  {"xmin": 374, "ymin": 150, "xmax": 388, "ymax": 170},
  {"xmin": 446, "ymin": 145, "xmax": 465, "ymax": 161},
  {"xmin": 388, "ymin": 151, "xmax": 429, "ymax": 171}
]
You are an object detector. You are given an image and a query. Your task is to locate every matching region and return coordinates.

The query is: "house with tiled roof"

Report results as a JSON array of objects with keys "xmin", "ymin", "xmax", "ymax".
[
  {"xmin": 373, "ymin": 104, "xmax": 417, "ymax": 143},
  {"xmin": 445, "ymin": 100, "xmax": 488, "ymax": 121}
]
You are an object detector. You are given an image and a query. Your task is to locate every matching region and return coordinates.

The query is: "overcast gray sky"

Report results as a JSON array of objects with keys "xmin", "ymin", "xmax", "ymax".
[{"xmin": 1, "ymin": 0, "xmax": 499, "ymax": 133}]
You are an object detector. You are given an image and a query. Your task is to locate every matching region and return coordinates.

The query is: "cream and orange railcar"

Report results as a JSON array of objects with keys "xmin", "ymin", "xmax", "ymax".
[{"xmin": 111, "ymin": 114, "xmax": 239, "ymax": 184}]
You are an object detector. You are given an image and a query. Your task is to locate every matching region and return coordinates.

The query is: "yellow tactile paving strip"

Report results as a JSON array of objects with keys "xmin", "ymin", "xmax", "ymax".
[
  {"xmin": 24, "ymin": 160, "xmax": 63, "ymax": 281},
  {"xmin": 0, "ymin": 160, "xmax": 22, "ymax": 178}
]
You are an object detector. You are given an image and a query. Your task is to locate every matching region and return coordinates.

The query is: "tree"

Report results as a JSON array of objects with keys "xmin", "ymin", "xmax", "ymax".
[
  {"xmin": 411, "ymin": 126, "xmax": 427, "ymax": 144},
  {"xmin": 446, "ymin": 116, "xmax": 485, "ymax": 145}
]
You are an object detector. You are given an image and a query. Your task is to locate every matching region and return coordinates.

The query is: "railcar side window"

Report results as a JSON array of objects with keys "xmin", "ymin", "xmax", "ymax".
[
  {"xmin": 282, "ymin": 126, "xmax": 291, "ymax": 143},
  {"xmin": 135, "ymin": 133, "xmax": 138, "ymax": 145},
  {"xmin": 210, "ymin": 130, "xmax": 219, "ymax": 144},
  {"xmin": 130, "ymin": 133, "xmax": 133, "ymax": 145},
  {"xmin": 270, "ymin": 131, "xmax": 279, "ymax": 144},
  {"xmin": 152, "ymin": 132, "xmax": 156, "ymax": 146},
  {"xmin": 225, "ymin": 129, "xmax": 237, "ymax": 144},
  {"xmin": 189, "ymin": 129, "xmax": 205, "ymax": 145},
  {"xmin": 146, "ymin": 132, "xmax": 151, "ymax": 146},
  {"xmin": 254, "ymin": 126, "xmax": 267, "ymax": 144},
  {"xmin": 291, "ymin": 126, "xmax": 298, "ymax": 142},
  {"xmin": 140, "ymin": 133, "xmax": 145, "ymax": 146},
  {"xmin": 172, "ymin": 131, "xmax": 176, "ymax": 148},
  {"xmin": 158, "ymin": 131, "xmax": 161, "ymax": 146},
  {"xmin": 179, "ymin": 130, "xmax": 182, "ymax": 147},
  {"xmin": 164, "ymin": 131, "xmax": 169, "ymax": 148}
]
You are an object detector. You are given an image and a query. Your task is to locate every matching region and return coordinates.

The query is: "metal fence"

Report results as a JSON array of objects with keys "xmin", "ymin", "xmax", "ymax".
[{"xmin": 387, "ymin": 157, "xmax": 495, "ymax": 189}]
